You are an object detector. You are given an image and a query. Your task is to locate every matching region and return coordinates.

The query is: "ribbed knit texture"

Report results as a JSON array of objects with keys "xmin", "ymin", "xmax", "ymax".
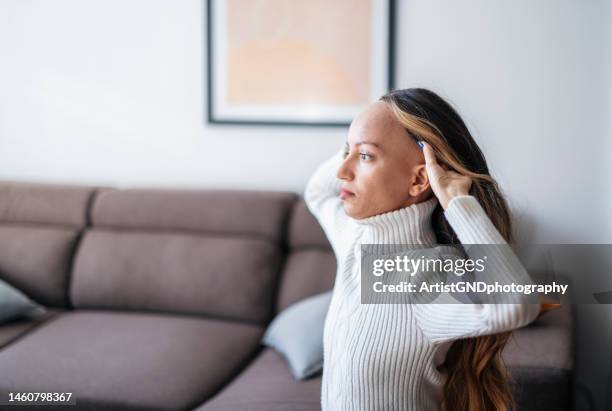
[{"xmin": 304, "ymin": 149, "xmax": 541, "ymax": 411}]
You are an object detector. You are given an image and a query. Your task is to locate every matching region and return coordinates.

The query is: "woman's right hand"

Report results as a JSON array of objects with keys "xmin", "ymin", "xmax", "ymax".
[{"xmin": 422, "ymin": 141, "xmax": 472, "ymax": 210}]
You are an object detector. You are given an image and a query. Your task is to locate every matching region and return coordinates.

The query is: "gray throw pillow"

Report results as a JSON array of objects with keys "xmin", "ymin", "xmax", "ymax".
[
  {"xmin": 0, "ymin": 278, "xmax": 46, "ymax": 323},
  {"xmin": 262, "ymin": 290, "xmax": 332, "ymax": 380}
]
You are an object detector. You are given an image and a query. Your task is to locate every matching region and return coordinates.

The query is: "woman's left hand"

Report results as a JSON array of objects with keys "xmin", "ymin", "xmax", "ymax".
[{"xmin": 422, "ymin": 142, "xmax": 472, "ymax": 210}]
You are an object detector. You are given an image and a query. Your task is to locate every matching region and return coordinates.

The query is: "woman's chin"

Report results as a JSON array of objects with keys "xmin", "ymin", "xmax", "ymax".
[
  {"xmin": 342, "ymin": 202, "xmax": 357, "ymax": 218},
  {"xmin": 343, "ymin": 202, "xmax": 365, "ymax": 219}
]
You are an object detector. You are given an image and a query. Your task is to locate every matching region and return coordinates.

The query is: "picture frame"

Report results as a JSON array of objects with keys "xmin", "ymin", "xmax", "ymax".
[{"xmin": 206, "ymin": 0, "xmax": 396, "ymax": 126}]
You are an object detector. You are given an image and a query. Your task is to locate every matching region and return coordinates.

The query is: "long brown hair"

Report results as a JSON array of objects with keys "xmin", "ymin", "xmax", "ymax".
[{"xmin": 380, "ymin": 88, "xmax": 515, "ymax": 411}]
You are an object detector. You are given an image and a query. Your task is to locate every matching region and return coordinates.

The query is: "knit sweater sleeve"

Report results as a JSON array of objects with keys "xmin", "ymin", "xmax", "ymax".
[
  {"xmin": 304, "ymin": 148, "xmax": 357, "ymax": 258},
  {"xmin": 414, "ymin": 195, "xmax": 540, "ymax": 343}
]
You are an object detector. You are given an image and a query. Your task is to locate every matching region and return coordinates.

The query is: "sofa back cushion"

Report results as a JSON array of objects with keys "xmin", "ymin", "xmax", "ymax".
[
  {"xmin": 274, "ymin": 200, "xmax": 336, "ymax": 313},
  {"xmin": 0, "ymin": 181, "xmax": 95, "ymax": 307},
  {"xmin": 70, "ymin": 188, "xmax": 296, "ymax": 325}
]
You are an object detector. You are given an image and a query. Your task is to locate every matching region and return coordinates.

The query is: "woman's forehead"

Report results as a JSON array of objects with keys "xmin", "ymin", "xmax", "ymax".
[{"xmin": 348, "ymin": 102, "xmax": 407, "ymax": 147}]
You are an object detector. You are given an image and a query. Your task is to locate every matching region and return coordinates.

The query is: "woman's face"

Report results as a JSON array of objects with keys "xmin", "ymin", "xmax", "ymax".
[{"xmin": 338, "ymin": 101, "xmax": 430, "ymax": 219}]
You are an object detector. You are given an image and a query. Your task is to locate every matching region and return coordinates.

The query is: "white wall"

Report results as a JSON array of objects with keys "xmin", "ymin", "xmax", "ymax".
[
  {"xmin": 0, "ymin": 0, "xmax": 343, "ymax": 193},
  {"xmin": 0, "ymin": 0, "xmax": 609, "ymax": 244},
  {"xmin": 395, "ymin": 0, "xmax": 611, "ymax": 244}
]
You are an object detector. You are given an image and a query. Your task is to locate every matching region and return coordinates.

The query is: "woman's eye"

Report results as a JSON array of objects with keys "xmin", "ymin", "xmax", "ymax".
[
  {"xmin": 342, "ymin": 150, "xmax": 349, "ymax": 159},
  {"xmin": 360, "ymin": 152, "xmax": 372, "ymax": 161}
]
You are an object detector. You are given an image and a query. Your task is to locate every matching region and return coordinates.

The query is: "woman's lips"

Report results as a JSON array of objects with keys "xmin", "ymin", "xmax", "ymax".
[{"xmin": 340, "ymin": 189, "xmax": 355, "ymax": 200}]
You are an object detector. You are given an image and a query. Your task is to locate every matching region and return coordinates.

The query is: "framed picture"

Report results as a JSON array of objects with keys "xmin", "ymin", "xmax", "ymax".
[{"xmin": 207, "ymin": 0, "xmax": 396, "ymax": 126}]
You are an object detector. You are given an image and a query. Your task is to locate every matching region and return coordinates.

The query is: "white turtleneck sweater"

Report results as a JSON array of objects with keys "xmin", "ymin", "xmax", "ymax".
[{"xmin": 304, "ymin": 149, "xmax": 540, "ymax": 411}]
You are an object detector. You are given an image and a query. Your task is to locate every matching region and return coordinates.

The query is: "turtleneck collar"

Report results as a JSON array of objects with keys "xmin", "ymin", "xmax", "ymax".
[{"xmin": 354, "ymin": 196, "xmax": 439, "ymax": 245}]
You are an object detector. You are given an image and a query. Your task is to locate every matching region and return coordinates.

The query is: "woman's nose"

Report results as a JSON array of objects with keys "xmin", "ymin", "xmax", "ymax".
[{"xmin": 336, "ymin": 157, "xmax": 353, "ymax": 181}]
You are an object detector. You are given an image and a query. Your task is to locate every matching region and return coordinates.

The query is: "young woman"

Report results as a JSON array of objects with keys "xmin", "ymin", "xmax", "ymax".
[{"xmin": 305, "ymin": 88, "xmax": 548, "ymax": 411}]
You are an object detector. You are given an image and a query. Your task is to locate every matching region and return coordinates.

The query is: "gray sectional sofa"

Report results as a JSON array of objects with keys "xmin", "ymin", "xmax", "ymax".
[{"xmin": 0, "ymin": 181, "xmax": 574, "ymax": 410}]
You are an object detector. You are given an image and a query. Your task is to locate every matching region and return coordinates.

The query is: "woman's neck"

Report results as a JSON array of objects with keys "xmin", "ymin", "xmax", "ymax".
[{"xmin": 354, "ymin": 196, "xmax": 439, "ymax": 245}]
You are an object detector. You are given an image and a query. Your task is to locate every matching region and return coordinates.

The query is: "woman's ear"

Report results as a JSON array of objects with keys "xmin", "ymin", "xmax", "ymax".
[{"xmin": 409, "ymin": 164, "xmax": 430, "ymax": 197}]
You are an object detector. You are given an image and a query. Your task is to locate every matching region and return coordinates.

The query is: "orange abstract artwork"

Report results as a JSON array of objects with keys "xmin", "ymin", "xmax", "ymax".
[
  {"xmin": 208, "ymin": 0, "xmax": 393, "ymax": 125},
  {"xmin": 226, "ymin": 0, "xmax": 371, "ymax": 106}
]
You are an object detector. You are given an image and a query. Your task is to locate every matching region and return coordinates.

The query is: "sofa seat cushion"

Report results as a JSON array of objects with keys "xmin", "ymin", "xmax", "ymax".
[
  {"xmin": 195, "ymin": 348, "xmax": 321, "ymax": 411},
  {"xmin": 197, "ymin": 308, "xmax": 574, "ymax": 411},
  {"xmin": 0, "ymin": 310, "xmax": 263, "ymax": 411},
  {"xmin": 0, "ymin": 309, "xmax": 61, "ymax": 349}
]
